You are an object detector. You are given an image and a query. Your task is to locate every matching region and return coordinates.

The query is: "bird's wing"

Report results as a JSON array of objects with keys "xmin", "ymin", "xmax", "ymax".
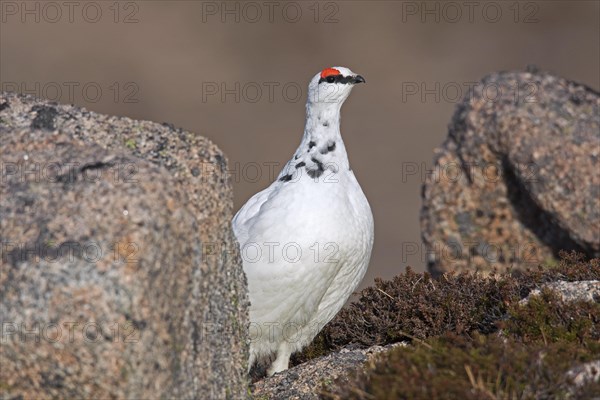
[
  {"xmin": 232, "ymin": 182, "xmax": 279, "ymax": 246},
  {"xmin": 232, "ymin": 159, "xmax": 297, "ymax": 244}
]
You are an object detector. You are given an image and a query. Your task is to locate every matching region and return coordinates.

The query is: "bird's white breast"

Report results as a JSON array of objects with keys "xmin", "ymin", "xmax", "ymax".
[{"xmin": 234, "ymin": 169, "xmax": 373, "ymax": 356}]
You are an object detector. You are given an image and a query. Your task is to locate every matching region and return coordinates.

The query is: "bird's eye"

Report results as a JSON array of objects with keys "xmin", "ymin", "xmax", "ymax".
[{"xmin": 326, "ymin": 76, "xmax": 336, "ymax": 83}]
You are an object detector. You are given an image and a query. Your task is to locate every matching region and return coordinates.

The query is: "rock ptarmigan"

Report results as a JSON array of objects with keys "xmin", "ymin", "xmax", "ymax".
[{"xmin": 233, "ymin": 67, "xmax": 374, "ymax": 376}]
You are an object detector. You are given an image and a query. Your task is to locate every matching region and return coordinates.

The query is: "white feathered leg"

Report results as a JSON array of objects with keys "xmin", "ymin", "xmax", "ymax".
[
  {"xmin": 248, "ymin": 351, "xmax": 256, "ymax": 373},
  {"xmin": 267, "ymin": 342, "xmax": 292, "ymax": 376}
]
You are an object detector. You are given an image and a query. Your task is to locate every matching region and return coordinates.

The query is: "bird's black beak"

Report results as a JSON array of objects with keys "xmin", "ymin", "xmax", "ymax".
[{"xmin": 353, "ymin": 75, "xmax": 366, "ymax": 84}]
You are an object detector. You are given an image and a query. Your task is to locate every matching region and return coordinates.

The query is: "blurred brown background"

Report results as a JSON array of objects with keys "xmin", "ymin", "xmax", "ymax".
[{"xmin": 2, "ymin": 0, "xmax": 598, "ymax": 290}]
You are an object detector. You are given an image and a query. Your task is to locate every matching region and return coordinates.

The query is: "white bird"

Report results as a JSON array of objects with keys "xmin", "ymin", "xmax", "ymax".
[{"xmin": 233, "ymin": 67, "xmax": 374, "ymax": 376}]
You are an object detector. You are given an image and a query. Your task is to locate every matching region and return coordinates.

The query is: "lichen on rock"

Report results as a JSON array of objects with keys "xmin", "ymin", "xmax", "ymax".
[
  {"xmin": 0, "ymin": 91, "xmax": 249, "ymax": 399},
  {"xmin": 421, "ymin": 70, "xmax": 600, "ymax": 276}
]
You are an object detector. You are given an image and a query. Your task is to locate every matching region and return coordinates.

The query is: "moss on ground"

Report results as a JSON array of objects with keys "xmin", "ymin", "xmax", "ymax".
[
  {"xmin": 323, "ymin": 333, "xmax": 600, "ymax": 400},
  {"xmin": 502, "ymin": 289, "xmax": 599, "ymax": 344},
  {"xmin": 289, "ymin": 252, "xmax": 599, "ymax": 398}
]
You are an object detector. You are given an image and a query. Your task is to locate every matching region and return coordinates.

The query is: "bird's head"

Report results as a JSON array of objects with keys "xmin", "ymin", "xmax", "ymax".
[{"xmin": 307, "ymin": 66, "xmax": 365, "ymax": 106}]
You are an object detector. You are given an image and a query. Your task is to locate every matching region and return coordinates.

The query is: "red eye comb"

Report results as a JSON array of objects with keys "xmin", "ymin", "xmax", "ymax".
[{"xmin": 320, "ymin": 68, "xmax": 340, "ymax": 78}]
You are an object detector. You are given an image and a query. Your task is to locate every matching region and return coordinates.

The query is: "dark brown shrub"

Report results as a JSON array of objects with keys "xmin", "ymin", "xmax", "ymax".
[
  {"xmin": 320, "ymin": 252, "xmax": 600, "ymax": 399},
  {"xmin": 293, "ymin": 251, "xmax": 599, "ymax": 365}
]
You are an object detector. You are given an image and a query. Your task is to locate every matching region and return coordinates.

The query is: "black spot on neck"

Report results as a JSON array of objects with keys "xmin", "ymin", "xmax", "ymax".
[
  {"xmin": 307, "ymin": 157, "xmax": 325, "ymax": 178},
  {"xmin": 309, "ymin": 141, "xmax": 316, "ymax": 149},
  {"xmin": 322, "ymin": 121, "xmax": 329, "ymax": 127},
  {"xmin": 279, "ymin": 174, "xmax": 293, "ymax": 182},
  {"xmin": 320, "ymin": 142, "xmax": 336, "ymax": 155},
  {"xmin": 295, "ymin": 162, "xmax": 306, "ymax": 168},
  {"xmin": 307, "ymin": 169, "xmax": 323, "ymax": 179}
]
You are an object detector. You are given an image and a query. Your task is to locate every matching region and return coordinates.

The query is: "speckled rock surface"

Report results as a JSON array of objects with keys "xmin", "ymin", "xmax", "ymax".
[
  {"xmin": 421, "ymin": 70, "xmax": 600, "ymax": 276},
  {"xmin": 523, "ymin": 280, "xmax": 600, "ymax": 304},
  {"xmin": 566, "ymin": 360, "xmax": 600, "ymax": 388},
  {"xmin": 0, "ymin": 92, "xmax": 248, "ymax": 399},
  {"xmin": 251, "ymin": 344, "xmax": 404, "ymax": 400}
]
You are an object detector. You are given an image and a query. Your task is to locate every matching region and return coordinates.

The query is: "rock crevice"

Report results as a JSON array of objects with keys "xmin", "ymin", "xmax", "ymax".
[{"xmin": 421, "ymin": 70, "xmax": 600, "ymax": 275}]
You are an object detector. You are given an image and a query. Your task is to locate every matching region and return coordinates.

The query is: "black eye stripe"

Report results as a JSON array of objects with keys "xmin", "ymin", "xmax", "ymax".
[{"xmin": 318, "ymin": 74, "xmax": 355, "ymax": 85}]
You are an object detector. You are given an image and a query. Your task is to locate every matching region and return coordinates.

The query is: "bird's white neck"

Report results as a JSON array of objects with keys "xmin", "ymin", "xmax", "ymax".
[{"xmin": 294, "ymin": 101, "xmax": 350, "ymax": 171}]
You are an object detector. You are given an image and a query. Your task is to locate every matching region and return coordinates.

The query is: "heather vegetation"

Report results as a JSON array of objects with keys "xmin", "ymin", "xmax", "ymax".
[{"xmin": 290, "ymin": 252, "xmax": 599, "ymax": 399}]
